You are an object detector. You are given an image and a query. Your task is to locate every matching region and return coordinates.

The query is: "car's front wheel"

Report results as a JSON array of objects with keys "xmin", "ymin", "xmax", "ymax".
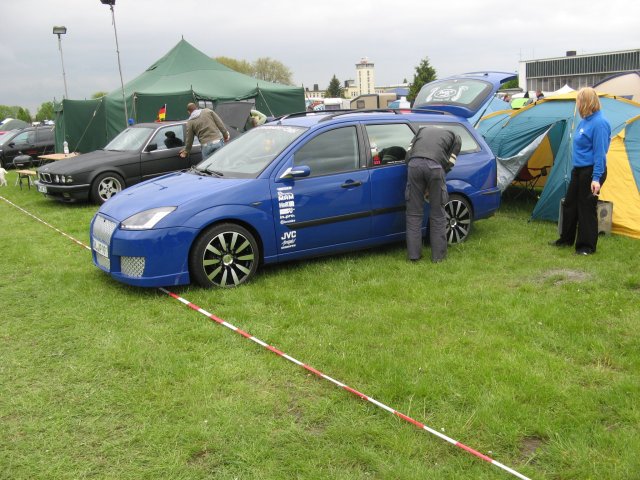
[
  {"xmin": 189, "ymin": 223, "xmax": 260, "ymax": 288},
  {"xmin": 445, "ymin": 194, "xmax": 473, "ymax": 244},
  {"xmin": 91, "ymin": 172, "xmax": 124, "ymax": 204}
]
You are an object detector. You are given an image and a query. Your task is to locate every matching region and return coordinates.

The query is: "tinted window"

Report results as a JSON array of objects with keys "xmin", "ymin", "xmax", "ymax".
[
  {"xmin": 412, "ymin": 123, "xmax": 480, "ymax": 154},
  {"xmin": 294, "ymin": 127, "xmax": 359, "ymax": 177},
  {"xmin": 36, "ymin": 128, "xmax": 54, "ymax": 143},
  {"xmin": 11, "ymin": 131, "xmax": 31, "ymax": 144},
  {"xmin": 365, "ymin": 123, "xmax": 414, "ymax": 166},
  {"xmin": 414, "ymin": 79, "xmax": 492, "ymax": 111}
]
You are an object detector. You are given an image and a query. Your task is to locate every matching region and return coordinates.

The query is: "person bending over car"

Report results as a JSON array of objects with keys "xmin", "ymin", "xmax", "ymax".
[
  {"xmin": 180, "ymin": 103, "xmax": 230, "ymax": 159},
  {"xmin": 405, "ymin": 126, "xmax": 461, "ymax": 263}
]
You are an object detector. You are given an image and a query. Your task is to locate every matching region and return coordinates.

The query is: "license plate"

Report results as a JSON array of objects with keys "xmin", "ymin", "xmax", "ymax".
[
  {"xmin": 92, "ymin": 238, "xmax": 109, "ymax": 258},
  {"xmin": 37, "ymin": 185, "xmax": 47, "ymax": 194}
]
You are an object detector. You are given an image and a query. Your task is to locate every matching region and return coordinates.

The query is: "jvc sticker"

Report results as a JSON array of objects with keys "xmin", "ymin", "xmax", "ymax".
[{"xmin": 280, "ymin": 230, "xmax": 296, "ymax": 249}]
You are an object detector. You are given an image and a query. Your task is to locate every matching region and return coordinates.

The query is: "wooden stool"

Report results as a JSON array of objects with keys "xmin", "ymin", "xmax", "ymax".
[{"xmin": 16, "ymin": 170, "xmax": 37, "ymax": 190}]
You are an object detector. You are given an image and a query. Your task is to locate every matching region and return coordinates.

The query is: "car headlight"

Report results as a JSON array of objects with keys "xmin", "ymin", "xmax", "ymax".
[{"xmin": 120, "ymin": 207, "xmax": 177, "ymax": 230}]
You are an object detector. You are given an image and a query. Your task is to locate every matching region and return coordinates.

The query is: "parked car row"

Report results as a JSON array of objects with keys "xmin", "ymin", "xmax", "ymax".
[
  {"xmin": 16, "ymin": 72, "xmax": 515, "ymax": 289},
  {"xmin": 34, "ymin": 101, "xmax": 257, "ymax": 204},
  {"xmin": 35, "ymin": 121, "xmax": 201, "ymax": 204},
  {"xmin": 86, "ymin": 72, "xmax": 515, "ymax": 289},
  {"xmin": 0, "ymin": 124, "xmax": 55, "ymax": 168}
]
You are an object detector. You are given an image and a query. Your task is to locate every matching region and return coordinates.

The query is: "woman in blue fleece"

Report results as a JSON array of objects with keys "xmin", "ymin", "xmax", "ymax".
[{"xmin": 552, "ymin": 87, "xmax": 611, "ymax": 255}]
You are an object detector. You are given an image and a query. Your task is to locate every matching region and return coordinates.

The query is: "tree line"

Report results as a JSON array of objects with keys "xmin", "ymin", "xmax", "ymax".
[{"xmin": 0, "ymin": 103, "xmax": 53, "ymax": 124}]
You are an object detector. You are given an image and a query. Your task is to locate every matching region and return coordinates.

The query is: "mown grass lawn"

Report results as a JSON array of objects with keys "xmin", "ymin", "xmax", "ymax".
[{"xmin": 1, "ymin": 170, "xmax": 638, "ymax": 480}]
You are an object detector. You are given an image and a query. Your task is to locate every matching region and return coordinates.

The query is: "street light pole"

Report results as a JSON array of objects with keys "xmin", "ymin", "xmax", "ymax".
[
  {"xmin": 100, "ymin": 0, "xmax": 128, "ymax": 128},
  {"xmin": 52, "ymin": 26, "xmax": 69, "ymax": 99}
]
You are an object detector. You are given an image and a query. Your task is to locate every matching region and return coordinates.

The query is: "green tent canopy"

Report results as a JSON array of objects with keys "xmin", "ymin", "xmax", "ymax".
[{"xmin": 55, "ymin": 39, "xmax": 305, "ymax": 153}]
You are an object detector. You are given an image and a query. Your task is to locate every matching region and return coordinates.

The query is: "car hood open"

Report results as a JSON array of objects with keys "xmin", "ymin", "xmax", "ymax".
[{"xmin": 413, "ymin": 72, "xmax": 517, "ymax": 118}]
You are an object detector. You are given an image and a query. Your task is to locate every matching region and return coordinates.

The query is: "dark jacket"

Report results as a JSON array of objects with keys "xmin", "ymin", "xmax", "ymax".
[{"xmin": 406, "ymin": 127, "xmax": 462, "ymax": 173}]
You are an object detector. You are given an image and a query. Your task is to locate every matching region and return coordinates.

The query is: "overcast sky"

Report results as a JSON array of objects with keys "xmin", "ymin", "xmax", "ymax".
[{"xmin": 1, "ymin": 0, "xmax": 638, "ymax": 114}]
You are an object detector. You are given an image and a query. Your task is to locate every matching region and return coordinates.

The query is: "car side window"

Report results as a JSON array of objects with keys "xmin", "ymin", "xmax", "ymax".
[
  {"xmin": 150, "ymin": 126, "xmax": 185, "ymax": 151},
  {"xmin": 293, "ymin": 126, "xmax": 359, "ymax": 177},
  {"xmin": 36, "ymin": 128, "xmax": 54, "ymax": 143},
  {"xmin": 12, "ymin": 131, "xmax": 30, "ymax": 144},
  {"xmin": 364, "ymin": 123, "xmax": 414, "ymax": 166},
  {"xmin": 413, "ymin": 122, "xmax": 480, "ymax": 154}
]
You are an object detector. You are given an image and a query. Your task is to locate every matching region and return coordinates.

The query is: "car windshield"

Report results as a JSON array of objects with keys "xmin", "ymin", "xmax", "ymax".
[
  {"xmin": 0, "ymin": 130, "xmax": 18, "ymax": 145},
  {"xmin": 195, "ymin": 125, "xmax": 307, "ymax": 178},
  {"xmin": 103, "ymin": 127, "xmax": 155, "ymax": 151}
]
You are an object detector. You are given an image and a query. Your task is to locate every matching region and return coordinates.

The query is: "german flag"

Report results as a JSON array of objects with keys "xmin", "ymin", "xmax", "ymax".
[{"xmin": 156, "ymin": 104, "xmax": 167, "ymax": 122}]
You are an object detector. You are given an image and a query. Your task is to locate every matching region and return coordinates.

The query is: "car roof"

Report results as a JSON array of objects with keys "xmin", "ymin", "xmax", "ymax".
[
  {"xmin": 273, "ymin": 109, "xmax": 463, "ymax": 129},
  {"xmin": 13, "ymin": 124, "xmax": 54, "ymax": 132},
  {"xmin": 130, "ymin": 121, "xmax": 186, "ymax": 129}
]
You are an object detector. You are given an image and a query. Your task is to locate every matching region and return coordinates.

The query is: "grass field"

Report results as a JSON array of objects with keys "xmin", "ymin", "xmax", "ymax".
[{"xmin": 1, "ymin": 170, "xmax": 638, "ymax": 479}]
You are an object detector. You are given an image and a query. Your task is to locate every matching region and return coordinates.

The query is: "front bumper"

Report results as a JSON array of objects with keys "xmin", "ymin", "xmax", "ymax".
[
  {"xmin": 90, "ymin": 213, "xmax": 199, "ymax": 287},
  {"xmin": 34, "ymin": 180, "xmax": 91, "ymax": 202}
]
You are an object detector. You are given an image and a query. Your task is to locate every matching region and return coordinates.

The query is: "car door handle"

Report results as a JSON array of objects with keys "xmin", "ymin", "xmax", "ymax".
[{"xmin": 341, "ymin": 180, "xmax": 362, "ymax": 188}]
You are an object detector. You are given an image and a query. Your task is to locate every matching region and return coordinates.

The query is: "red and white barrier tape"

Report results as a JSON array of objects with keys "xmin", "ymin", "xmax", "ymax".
[
  {"xmin": 160, "ymin": 288, "xmax": 531, "ymax": 480},
  {"xmin": 1, "ymin": 195, "xmax": 532, "ymax": 480}
]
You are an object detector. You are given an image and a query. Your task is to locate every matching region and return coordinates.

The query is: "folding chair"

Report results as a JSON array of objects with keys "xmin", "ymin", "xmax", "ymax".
[{"xmin": 512, "ymin": 163, "xmax": 549, "ymax": 199}]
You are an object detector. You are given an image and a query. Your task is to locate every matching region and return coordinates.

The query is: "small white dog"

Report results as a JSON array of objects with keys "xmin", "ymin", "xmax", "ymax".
[{"xmin": 0, "ymin": 167, "xmax": 7, "ymax": 187}]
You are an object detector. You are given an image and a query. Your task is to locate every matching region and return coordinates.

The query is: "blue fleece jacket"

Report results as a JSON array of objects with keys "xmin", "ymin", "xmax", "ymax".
[{"xmin": 573, "ymin": 110, "xmax": 611, "ymax": 183}]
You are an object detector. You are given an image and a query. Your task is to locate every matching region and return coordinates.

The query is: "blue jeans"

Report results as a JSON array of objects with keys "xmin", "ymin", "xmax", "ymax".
[{"xmin": 202, "ymin": 140, "xmax": 224, "ymax": 159}]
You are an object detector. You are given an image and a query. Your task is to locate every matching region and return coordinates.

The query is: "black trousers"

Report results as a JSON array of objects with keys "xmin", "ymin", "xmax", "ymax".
[
  {"xmin": 405, "ymin": 157, "xmax": 448, "ymax": 261},
  {"xmin": 559, "ymin": 165, "xmax": 605, "ymax": 253}
]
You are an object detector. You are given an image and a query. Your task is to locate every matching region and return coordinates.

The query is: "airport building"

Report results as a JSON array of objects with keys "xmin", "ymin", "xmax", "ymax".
[{"xmin": 518, "ymin": 49, "xmax": 640, "ymax": 92}]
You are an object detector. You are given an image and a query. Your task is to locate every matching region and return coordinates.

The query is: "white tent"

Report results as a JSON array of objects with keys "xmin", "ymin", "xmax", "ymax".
[
  {"xmin": 547, "ymin": 84, "xmax": 574, "ymax": 96},
  {"xmin": 594, "ymin": 72, "xmax": 640, "ymax": 102}
]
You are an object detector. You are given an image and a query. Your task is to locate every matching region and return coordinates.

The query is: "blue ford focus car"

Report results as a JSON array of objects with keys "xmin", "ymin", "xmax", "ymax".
[{"xmin": 90, "ymin": 72, "xmax": 515, "ymax": 288}]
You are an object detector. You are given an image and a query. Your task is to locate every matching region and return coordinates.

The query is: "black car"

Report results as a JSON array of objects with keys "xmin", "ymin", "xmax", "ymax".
[
  {"xmin": 35, "ymin": 121, "xmax": 202, "ymax": 204},
  {"xmin": 0, "ymin": 125, "xmax": 55, "ymax": 168}
]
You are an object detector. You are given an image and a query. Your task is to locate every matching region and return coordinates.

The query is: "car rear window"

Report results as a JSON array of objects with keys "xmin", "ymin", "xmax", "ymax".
[{"xmin": 414, "ymin": 78, "xmax": 493, "ymax": 112}]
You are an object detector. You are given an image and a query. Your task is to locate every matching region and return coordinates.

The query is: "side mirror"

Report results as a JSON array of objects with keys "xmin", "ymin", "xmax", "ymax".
[
  {"xmin": 145, "ymin": 143, "xmax": 158, "ymax": 152},
  {"xmin": 8, "ymin": 143, "xmax": 15, "ymax": 148},
  {"xmin": 279, "ymin": 165, "xmax": 311, "ymax": 180}
]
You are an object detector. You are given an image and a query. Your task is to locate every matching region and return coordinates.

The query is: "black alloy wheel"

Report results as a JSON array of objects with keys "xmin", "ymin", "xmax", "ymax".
[
  {"xmin": 189, "ymin": 223, "xmax": 259, "ymax": 288},
  {"xmin": 445, "ymin": 194, "xmax": 473, "ymax": 244}
]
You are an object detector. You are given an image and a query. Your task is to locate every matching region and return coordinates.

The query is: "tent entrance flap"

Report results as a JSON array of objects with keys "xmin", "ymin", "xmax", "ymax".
[{"xmin": 496, "ymin": 128, "xmax": 552, "ymax": 191}]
